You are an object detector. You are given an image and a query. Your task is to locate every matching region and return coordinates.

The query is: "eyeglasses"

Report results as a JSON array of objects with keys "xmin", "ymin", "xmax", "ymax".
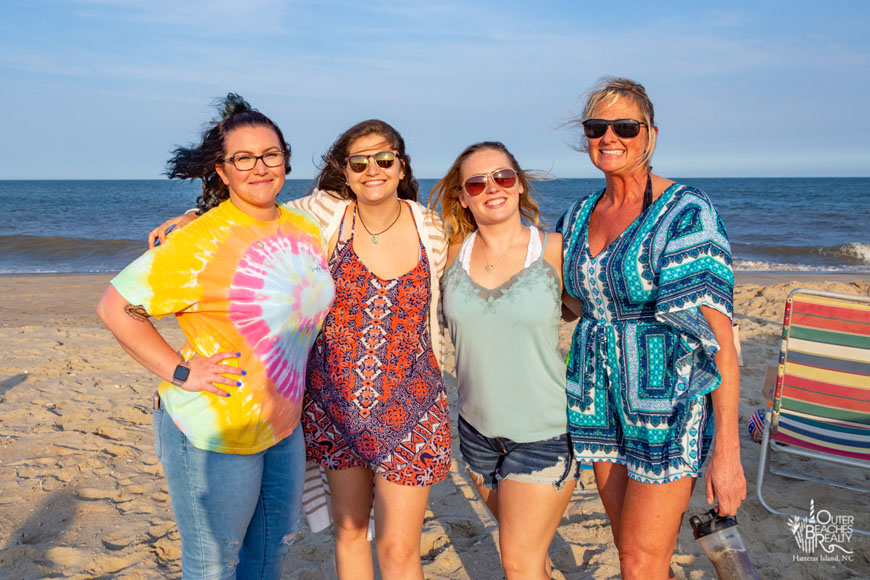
[
  {"xmin": 223, "ymin": 151, "xmax": 285, "ymax": 171},
  {"xmin": 582, "ymin": 119, "xmax": 648, "ymax": 139},
  {"xmin": 463, "ymin": 168, "xmax": 518, "ymax": 196},
  {"xmin": 345, "ymin": 150, "xmax": 399, "ymax": 173}
]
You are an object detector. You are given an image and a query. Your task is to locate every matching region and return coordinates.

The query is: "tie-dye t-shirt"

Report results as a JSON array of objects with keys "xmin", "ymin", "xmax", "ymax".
[{"xmin": 112, "ymin": 200, "xmax": 335, "ymax": 454}]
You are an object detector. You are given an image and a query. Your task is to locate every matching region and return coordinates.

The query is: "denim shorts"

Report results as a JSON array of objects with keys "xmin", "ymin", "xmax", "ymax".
[{"xmin": 457, "ymin": 415, "xmax": 578, "ymax": 490}]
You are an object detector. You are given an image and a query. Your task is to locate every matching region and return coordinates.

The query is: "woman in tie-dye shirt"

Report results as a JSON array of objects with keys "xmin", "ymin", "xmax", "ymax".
[{"xmin": 97, "ymin": 95, "xmax": 334, "ymax": 579}]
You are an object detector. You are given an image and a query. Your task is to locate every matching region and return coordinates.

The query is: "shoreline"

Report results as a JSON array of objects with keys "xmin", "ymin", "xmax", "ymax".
[{"xmin": 734, "ymin": 270, "xmax": 870, "ymax": 285}]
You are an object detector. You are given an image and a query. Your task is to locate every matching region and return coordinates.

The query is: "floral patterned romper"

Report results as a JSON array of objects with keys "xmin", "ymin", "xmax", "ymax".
[{"xmin": 302, "ymin": 203, "xmax": 451, "ymax": 486}]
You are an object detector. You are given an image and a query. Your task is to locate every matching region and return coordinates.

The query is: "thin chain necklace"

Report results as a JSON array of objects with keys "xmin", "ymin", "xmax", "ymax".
[
  {"xmin": 479, "ymin": 226, "xmax": 525, "ymax": 272},
  {"xmin": 356, "ymin": 201, "xmax": 402, "ymax": 244}
]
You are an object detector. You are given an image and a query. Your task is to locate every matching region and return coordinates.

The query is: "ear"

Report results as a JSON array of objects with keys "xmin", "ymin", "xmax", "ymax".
[
  {"xmin": 399, "ymin": 158, "xmax": 406, "ymax": 181},
  {"xmin": 458, "ymin": 191, "xmax": 468, "ymax": 209},
  {"xmin": 215, "ymin": 163, "xmax": 229, "ymax": 186}
]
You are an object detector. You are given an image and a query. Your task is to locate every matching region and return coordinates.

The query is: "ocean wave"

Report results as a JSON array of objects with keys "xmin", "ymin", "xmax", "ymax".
[
  {"xmin": 819, "ymin": 242, "xmax": 870, "ymax": 265},
  {"xmin": 730, "ymin": 241, "xmax": 870, "ymax": 267},
  {"xmin": 732, "ymin": 259, "xmax": 869, "ymax": 272},
  {"xmin": 0, "ymin": 234, "xmax": 141, "ymax": 256},
  {"xmin": 0, "ymin": 234, "xmax": 143, "ymax": 273}
]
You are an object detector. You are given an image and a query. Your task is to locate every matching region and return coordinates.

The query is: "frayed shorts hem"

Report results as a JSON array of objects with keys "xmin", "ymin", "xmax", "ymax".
[{"xmin": 458, "ymin": 415, "xmax": 578, "ymax": 491}]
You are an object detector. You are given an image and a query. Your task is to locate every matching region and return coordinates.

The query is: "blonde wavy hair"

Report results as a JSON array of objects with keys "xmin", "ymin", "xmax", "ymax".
[
  {"xmin": 429, "ymin": 141, "xmax": 543, "ymax": 244},
  {"xmin": 570, "ymin": 76, "xmax": 657, "ymax": 173}
]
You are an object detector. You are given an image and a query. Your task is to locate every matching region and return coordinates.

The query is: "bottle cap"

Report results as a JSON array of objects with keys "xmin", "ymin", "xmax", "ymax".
[{"xmin": 689, "ymin": 509, "xmax": 738, "ymax": 539}]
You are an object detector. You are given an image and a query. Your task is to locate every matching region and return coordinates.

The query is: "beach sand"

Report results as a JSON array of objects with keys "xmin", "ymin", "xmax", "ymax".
[{"xmin": 1, "ymin": 273, "xmax": 868, "ymax": 579}]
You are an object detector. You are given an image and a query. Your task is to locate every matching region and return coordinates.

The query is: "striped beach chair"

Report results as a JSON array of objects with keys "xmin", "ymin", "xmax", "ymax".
[{"xmin": 755, "ymin": 288, "xmax": 870, "ymax": 534}]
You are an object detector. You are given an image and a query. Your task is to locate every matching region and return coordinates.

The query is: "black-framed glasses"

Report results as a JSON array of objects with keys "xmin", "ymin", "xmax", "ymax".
[
  {"xmin": 582, "ymin": 119, "xmax": 648, "ymax": 139},
  {"xmin": 345, "ymin": 150, "xmax": 399, "ymax": 173},
  {"xmin": 223, "ymin": 151, "xmax": 285, "ymax": 171},
  {"xmin": 463, "ymin": 168, "xmax": 518, "ymax": 196}
]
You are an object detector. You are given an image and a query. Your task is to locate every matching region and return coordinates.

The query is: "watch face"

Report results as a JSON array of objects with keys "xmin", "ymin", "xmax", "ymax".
[{"xmin": 173, "ymin": 364, "xmax": 190, "ymax": 383}]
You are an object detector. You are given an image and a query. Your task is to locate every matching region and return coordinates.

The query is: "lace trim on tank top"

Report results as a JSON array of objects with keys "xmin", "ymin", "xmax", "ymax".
[
  {"xmin": 458, "ymin": 225, "xmax": 541, "ymax": 271},
  {"xmin": 455, "ymin": 226, "xmax": 557, "ymax": 302}
]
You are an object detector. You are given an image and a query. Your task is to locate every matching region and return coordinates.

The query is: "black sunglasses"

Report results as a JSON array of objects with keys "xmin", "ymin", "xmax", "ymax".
[{"xmin": 582, "ymin": 119, "xmax": 648, "ymax": 139}]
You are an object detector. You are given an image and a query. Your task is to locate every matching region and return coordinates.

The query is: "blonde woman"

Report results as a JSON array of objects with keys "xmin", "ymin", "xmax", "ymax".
[
  {"xmin": 431, "ymin": 141, "xmax": 577, "ymax": 580},
  {"xmin": 558, "ymin": 78, "xmax": 745, "ymax": 579}
]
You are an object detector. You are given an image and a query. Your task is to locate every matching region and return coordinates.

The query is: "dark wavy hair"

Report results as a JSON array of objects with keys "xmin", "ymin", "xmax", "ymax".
[
  {"xmin": 313, "ymin": 119, "xmax": 418, "ymax": 201},
  {"xmin": 429, "ymin": 141, "xmax": 543, "ymax": 244},
  {"xmin": 165, "ymin": 93, "xmax": 292, "ymax": 213}
]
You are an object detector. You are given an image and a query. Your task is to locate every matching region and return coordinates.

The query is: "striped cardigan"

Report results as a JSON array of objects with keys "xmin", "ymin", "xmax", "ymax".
[
  {"xmin": 288, "ymin": 189, "xmax": 449, "ymax": 533},
  {"xmin": 285, "ymin": 188, "xmax": 449, "ymax": 367}
]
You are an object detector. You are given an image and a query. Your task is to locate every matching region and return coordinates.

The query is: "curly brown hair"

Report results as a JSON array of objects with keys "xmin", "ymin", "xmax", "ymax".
[{"xmin": 312, "ymin": 119, "xmax": 419, "ymax": 201}]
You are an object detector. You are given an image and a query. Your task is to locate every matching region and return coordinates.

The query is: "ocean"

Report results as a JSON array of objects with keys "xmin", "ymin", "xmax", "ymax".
[{"xmin": 0, "ymin": 178, "xmax": 868, "ymax": 275}]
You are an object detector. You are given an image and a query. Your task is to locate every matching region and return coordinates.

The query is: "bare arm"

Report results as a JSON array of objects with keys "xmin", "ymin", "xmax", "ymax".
[
  {"xmin": 546, "ymin": 231, "xmax": 583, "ymax": 321},
  {"xmin": 445, "ymin": 241, "xmax": 461, "ymax": 270},
  {"xmin": 542, "ymin": 231, "xmax": 563, "ymax": 288},
  {"xmin": 561, "ymin": 291, "xmax": 583, "ymax": 322},
  {"xmin": 700, "ymin": 305, "xmax": 746, "ymax": 516},
  {"xmin": 96, "ymin": 285, "xmax": 242, "ymax": 396}
]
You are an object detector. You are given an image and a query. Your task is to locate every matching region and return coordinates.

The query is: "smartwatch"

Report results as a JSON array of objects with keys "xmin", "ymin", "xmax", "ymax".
[{"xmin": 171, "ymin": 361, "xmax": 190, "ymax": 386}]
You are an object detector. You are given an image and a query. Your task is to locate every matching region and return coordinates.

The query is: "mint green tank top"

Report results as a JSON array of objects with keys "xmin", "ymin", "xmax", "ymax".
[{"xmin": 442, "ymin": 229, "xmax": 568, "ymax": 442}]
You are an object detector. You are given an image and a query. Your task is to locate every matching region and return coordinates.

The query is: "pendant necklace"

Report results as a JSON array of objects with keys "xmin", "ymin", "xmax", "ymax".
[
  {"xmin": 357, "ymin": 201, "xmax": 402, "ymax": 244},
  {"xmin": 480, "ymin": 227, "xmax": 525, "ymax": 272}
]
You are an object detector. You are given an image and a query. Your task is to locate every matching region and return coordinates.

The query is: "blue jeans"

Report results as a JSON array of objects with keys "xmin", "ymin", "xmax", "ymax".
[{"xmin": 153, "ymin": 407, "xmax": 304, "ymax": 580}]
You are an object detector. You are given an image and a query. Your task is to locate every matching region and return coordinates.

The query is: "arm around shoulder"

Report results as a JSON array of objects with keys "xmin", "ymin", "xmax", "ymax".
[{"xmin": 148, "ymin": 213, "xmax": 198, "ymax": 248}]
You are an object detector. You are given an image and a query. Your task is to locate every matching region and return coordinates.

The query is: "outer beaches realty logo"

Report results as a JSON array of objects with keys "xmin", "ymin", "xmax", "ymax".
[{"xmin": 788, "ymin": 500, "xmax": 854, "ymax": 562}]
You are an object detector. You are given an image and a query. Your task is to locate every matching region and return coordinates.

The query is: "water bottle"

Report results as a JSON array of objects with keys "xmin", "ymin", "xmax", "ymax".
[{"xmin": 689, "ymin": 509, "xmax": 760, "ymax": 580}]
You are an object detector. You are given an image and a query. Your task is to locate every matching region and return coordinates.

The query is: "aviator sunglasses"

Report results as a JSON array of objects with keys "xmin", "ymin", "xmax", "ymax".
[
  {"xmin": 463, "ymin": 168, "xmax": 518, "ymax": 196},
  {"xmin": 582, "ymin": 118, "xmax": 648, "ymax": 139},
  {"xmin": 345, "ymin": 150, "xmax": 399, "ymax": 173}
]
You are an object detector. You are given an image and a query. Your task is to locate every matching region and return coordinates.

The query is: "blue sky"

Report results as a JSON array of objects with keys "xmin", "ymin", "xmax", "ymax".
[{"xmin": 1, "ymin": 1, "xmax": 868, "ymax": 179}]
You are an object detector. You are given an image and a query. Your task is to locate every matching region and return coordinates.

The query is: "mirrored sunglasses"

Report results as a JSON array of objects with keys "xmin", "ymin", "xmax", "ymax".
[
  {"xmin": 345, "ymin": 151, "xmax": 398, "ymax": 173},
  {"xmin": 463, "ymin": 168, "xmax": 518, "ymax": 196}
]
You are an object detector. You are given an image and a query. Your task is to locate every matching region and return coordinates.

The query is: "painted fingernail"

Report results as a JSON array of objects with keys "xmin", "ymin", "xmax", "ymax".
[
  {"xmin": 236, "ymin": 382, "xmax": 242, "ymax": 387},
  {"xmin": 236, "ymin": 352, "xmax": 241, "ymax": 357},
  {"xmin": 224, "ymin": 392, "xmax": 231, "ymax": 397},
  {"xmin": 241, "ymin": 371, "xmax": 247, "ymax": 376}
]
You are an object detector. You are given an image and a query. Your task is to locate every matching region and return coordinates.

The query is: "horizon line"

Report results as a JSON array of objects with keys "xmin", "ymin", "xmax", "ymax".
[{"xmin": 2, "ymin": 176, "xmax": 869, "ymax": 182}]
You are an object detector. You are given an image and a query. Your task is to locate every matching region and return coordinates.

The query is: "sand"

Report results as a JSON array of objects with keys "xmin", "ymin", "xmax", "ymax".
[{"xmin": 1, "ymin": 273, "xmax": 868, "ymax": 579}]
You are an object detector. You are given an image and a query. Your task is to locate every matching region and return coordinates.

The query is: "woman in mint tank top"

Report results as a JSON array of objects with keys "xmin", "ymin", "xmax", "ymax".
[{"xmin": 430, "ymin": 142, "xmax": 579, "ymax": 580}]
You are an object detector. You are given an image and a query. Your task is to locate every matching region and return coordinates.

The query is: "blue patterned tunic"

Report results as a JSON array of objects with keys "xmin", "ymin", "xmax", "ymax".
[{"xmin": 557, "ymin": 183, "xmax": 733, "ymax": 484}]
